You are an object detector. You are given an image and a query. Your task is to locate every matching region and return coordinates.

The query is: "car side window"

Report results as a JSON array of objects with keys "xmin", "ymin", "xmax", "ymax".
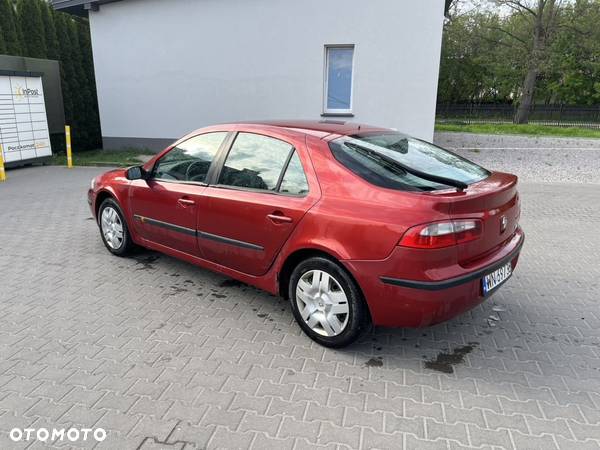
[
  {"xmin": 279, "ymin": 151, "xmax": 309, "ymax": 195},
  {"xmin": 219, "ymin": 133, "xmax": 293, "ymax": 191},
  {"xmin": 153, "ymin": 132, "xmax": 227, "ymax": 183}
]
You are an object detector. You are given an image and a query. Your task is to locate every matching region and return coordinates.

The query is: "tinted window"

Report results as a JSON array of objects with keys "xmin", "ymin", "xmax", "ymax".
[
  {"xmin": 219, "ymin": 133, "xmax": 293, "ymax": 191},
  {"xmin": 279, "ymin": 152, "xmax": 309, "ymax": 195},
  {"xmin": 329, "ymin": 132, "xmax": 489, "ymax": 192},
  {"xmin": 154, "ymin": 132, "xmax": 226, "ymax": 183}
]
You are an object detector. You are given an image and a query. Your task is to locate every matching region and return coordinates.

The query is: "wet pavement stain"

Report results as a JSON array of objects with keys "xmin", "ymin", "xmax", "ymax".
[
  {"xmin": 365, "ymin": 357, "xmax": 383, "ymax": 367},
  {"xmin": 424, "ymin": 343, "xmax": 478, "ymax": 374},
  {"xmin": 134, "ymin": 254, "xmax": 160, "ymax": 271},
  {"xmin": 220, "ymin": 279, "xmax": 246, "ymax": 288},
  {"xmin": 168, "ymin": 285, "xmax": 188, "ymax": 295}
]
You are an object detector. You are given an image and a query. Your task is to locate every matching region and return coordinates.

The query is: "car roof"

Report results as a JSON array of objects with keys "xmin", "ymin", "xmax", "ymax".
[{"xmin": 224, "ymin": 120, "xmax": 392, "ymax": 139}]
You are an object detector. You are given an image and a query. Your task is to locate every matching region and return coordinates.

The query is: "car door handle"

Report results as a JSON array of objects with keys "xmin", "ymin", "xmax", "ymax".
[
  {"xmin": 177, "ymin": 197, "xmax": 195, "ymax": 206},
  {"xmin": 267, "ymin": 213, "xmax": 293, "ymax": 224}
]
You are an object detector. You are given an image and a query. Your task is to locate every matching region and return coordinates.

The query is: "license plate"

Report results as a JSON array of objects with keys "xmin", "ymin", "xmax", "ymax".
[{"xmin": 482, "ymin": 262, "xmax": 512, "ymax": 295}]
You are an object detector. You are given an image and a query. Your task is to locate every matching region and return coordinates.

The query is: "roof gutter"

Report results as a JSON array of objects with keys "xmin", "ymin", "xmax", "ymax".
[{"xmin": 51, "ymin": 0, "xmax": 122, "ymax": 16}]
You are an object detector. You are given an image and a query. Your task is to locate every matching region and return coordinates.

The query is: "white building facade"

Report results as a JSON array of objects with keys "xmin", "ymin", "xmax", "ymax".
[{"xmin": 55, "ymin": 0, "xmax": 446, "ymax": 150}]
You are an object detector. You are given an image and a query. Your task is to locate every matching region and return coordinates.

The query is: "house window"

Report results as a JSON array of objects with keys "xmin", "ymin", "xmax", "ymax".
[{"xmin": 324, "ymin": 45, "xmax": 355, "ymax": 115}]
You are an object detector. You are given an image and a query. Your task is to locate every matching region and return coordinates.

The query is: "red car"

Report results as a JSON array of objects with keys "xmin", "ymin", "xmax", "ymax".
[{"xmin": 89, "ymin": 121, "xmax": 524, "ymax": 347}]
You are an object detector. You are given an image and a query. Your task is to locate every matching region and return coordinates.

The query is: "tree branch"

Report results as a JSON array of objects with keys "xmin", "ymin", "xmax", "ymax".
[
  {"xmin": 485, "ymin": 24, "xmax": 530, "ymax": 47},
  {"xmin": 474, "ymin": 32, "xmax": 517, "ymax": 48},
  {"xmin": 499, "ymin": 0, "xmax": 539, "ymax": 17}
]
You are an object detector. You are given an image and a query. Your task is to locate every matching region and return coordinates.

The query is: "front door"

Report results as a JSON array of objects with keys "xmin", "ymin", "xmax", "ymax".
[
  {"xmin": 197, "ymin": 132, "xmax": 319, "ymax": 276},
  {"xmin": 129, "ymin": 131, "xmax": 228, "ymax": 256}
]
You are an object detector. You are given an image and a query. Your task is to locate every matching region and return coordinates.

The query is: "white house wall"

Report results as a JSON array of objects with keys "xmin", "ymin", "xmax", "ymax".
[{"xmin": 88, "ymin": 0, "xmax": 445, "ymax": 149}]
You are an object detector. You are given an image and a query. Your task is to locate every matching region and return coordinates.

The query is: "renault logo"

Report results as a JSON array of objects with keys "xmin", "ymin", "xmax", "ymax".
[{"xmin": 500, "ymin": 216, "xmax": 508, "ymax": 233}]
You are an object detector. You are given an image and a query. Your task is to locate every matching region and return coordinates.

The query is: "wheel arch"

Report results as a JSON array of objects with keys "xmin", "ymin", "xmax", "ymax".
[
  {"xmin": 277, "ymin": 248, "xmax": 373, "ymax": 325},
  {"xmin": 94, "ymin": 189, "xmax": 116, "ymax": 220},
  {"xmin": 94, "ymin": 188, "xmax": 133, "ymax": 233}
]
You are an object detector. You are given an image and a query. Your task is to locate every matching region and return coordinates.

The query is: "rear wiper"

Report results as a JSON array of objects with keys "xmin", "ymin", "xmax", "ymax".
[{"xmin": 345, "ymin": 142, "xmax": 468, "ymax": 191}]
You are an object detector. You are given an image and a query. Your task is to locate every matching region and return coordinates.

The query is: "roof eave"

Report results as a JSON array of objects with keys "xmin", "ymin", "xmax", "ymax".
[{"xmin": 51, "ymin": 0, "xmax": 121, "ymax": 16}]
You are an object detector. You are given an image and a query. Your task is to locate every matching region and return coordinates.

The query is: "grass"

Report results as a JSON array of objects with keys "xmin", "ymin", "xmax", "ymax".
[
  {"xmin": 50, "ymin": 148, "xmax": 156, "ymax": 167},
  {"xmin": 435, "ymin": 122, "xmax": 600, "ymax": 139}
]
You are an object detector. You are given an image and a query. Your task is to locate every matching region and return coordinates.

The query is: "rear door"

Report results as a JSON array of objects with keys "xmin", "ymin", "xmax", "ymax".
[
  {"xmin": 129, "ymin": 132, "xmax": 228, "ymax": 256},
  {"xmin": 197, "ymin": 131, "xmax": 319, "ymax": 276}
]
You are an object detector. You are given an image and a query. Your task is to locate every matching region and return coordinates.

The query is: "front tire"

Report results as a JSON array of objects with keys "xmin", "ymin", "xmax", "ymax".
[
  {"xmin": 98, "ymin": 198, "xmax": 134, "ymax": 256},
  {"xmin": 289, "ymin": 257, "xmax": 367, "ymax": 348}
]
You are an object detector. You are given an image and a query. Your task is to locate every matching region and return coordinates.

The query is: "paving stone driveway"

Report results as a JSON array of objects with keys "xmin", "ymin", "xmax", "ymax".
[{"xmin": 0, "ymin": 166, "xmax": 599, "ymax": 450}]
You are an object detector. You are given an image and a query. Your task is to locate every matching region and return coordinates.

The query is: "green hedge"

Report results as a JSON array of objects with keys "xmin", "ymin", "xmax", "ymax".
[{"xmin": 0, "ymin": 0, "xmax": 100, "ymax": 151}]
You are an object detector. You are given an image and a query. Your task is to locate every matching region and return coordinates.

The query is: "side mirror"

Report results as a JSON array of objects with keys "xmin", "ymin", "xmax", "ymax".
[{"xmin": 126, "ymin": 165, "xmax": 147, "ymax": 181}]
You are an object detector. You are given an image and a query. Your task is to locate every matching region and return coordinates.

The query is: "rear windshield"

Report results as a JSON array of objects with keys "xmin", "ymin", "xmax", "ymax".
[{"xmin": 329, "ymin": 132, "xmax": 490, "ymax": 191}]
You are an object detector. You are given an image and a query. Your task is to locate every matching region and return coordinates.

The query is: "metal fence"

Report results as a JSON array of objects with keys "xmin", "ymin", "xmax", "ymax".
[{"xmin": 436, "ymin": 104, "xmax": 600, "ymax": 129}]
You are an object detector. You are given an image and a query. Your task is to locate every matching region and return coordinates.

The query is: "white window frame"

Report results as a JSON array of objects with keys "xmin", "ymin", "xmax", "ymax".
[{"xmin": 323, "ymin": 44, "xmax": 355, "ymax": 116}]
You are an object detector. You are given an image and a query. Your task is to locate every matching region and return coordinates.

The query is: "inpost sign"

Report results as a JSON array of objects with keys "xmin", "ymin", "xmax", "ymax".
[{"xmin": 0, "ymin": 75, "xmax": 52, "ymax": 163}]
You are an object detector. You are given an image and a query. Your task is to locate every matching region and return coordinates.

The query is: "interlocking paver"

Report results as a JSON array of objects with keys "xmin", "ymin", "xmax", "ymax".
[
  {"xmin": 277, "ymin": 416, "xmax": 319, "ymax": 441},
  {"xmin": 249, "ymin": 432, "xmax": 294, "ymax": 450},
  {"xmin": 0, "ymin": 166, "xmax": 599, "ymax": 449},
  {"xmin": 384, "ymin": 414, "xmax": 425, "ymax": 438}
]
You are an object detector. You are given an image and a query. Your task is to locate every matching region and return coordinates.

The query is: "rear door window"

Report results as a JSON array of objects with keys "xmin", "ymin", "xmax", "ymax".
[
  {"xmin": 279, "ymin": 152, "xmax": 309, "ymax": 195},
  {"xmin": 218, "ymin": 133, "xmax": 293, "ymax": 191},
  {"xmin": 329, "ymin": 132, "xmax": 489, "ymax": 191}
]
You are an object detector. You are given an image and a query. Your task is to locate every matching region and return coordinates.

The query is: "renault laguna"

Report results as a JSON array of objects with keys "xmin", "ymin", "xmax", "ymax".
[{"xmin": 88, "ymin": 121, "xmax": 524, "ymax": 347}]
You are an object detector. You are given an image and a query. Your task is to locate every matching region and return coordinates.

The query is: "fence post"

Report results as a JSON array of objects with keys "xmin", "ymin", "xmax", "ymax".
[
  {"xmin": 65, "ymin": 125, "xmax": 73, "ymax": 168},
  {"xmin": 0, "ymin": 144, "xmax": 6, "ymax": 182},
  {"xmin": 558, "ymin": 104, "xmax": 563, "ymax": 127}
]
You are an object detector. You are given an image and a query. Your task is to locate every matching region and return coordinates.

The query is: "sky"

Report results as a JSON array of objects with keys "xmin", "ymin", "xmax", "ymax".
[{"xmin": 457, "ymin": 0, "xmax": 500, "ymax": 12}]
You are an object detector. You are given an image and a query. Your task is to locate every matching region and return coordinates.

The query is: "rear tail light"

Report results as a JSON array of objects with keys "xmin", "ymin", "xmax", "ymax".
[{"xmin": 399, "ymin": 219, "xmax": 482, "ymax": 249}]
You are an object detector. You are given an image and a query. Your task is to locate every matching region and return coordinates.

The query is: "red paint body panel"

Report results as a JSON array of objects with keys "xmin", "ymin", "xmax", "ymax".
[
  {"xmin": 89, "ymin": 121, "xmax": 524, "ymax": 328},
  {"xmin": 344, "ymin": 228, "xmax": 523, "ymax": 327},
  {"xmin": 129, "ymin": 179, "xmax": 205, "ymax": 256},
  {"xmin": 195, "ymin": 130, "xmax": 322, "ymax": 276}
]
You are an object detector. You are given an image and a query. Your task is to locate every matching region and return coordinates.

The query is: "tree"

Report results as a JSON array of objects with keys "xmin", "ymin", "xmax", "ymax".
[
  {"xmin": 0, "ymin": 0, "xmax": 22, "ymax": 55},
  {"xmin": 493, "ymin": 1, "xmax": 564, "ymax": 123},
  {"xmin": 545, "ymin": 0, "xmax": 600, "ymax": 104},
  {"xmin": 18, "ymin": 0, "xmax": 46, "ymax": 58},
  {"xmin": 55, "ymin": 12, "xmax": 75, "ymax": 135},
  {"xmin": 77, "ymin": 19, "xmax": 101, "ymax": 148},
  {"xmin": 40, "ymin": 1, "xmax": 60, "ymax": 60},
  {"xmin": 437, "ymin": 10, "xmax": 525, "ymax": 103},
  {"xmin": 445, "ymin": 0, "xmax": 458, "ymax": 17},
  {"xmin": 0, "ymin": 26, "xmax": 6, "ymax": 54},
  {"xmin": 0, "ymin": 0, "xmax": 101, "ymax": 150}
]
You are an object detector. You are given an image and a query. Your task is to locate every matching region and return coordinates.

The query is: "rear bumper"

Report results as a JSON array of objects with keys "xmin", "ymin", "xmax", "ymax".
[
  {"xmin": 380, "ymin": 234, "xmax": 524, "ymax": 291},
  {"xmin": 343, "ymin": 228, "xmax": 524, "ymax": 328}
]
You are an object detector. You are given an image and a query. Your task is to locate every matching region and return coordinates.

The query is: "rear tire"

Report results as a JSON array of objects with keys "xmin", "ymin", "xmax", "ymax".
[
  {"xmin": 98, "ymin": 198, "xmax": 134, "ymax": 256},
  {"xmin": 289, "ymin": 257, "xmax": 367, "ymax": 348}
]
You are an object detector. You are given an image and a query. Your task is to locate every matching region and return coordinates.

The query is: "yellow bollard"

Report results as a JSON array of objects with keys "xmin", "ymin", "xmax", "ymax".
[
  {"xmin": 65, "ymin": 125, "xmax": 73, "ymax": 168},
  {"xmin": 0, "ymin": 144, "xmax": 6, "ymax": 182}
]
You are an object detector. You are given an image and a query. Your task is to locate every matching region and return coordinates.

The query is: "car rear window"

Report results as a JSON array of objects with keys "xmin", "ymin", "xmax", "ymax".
[{"xmin": 329, "ymin": 132, "xmax": 490, "ymax": 191}]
